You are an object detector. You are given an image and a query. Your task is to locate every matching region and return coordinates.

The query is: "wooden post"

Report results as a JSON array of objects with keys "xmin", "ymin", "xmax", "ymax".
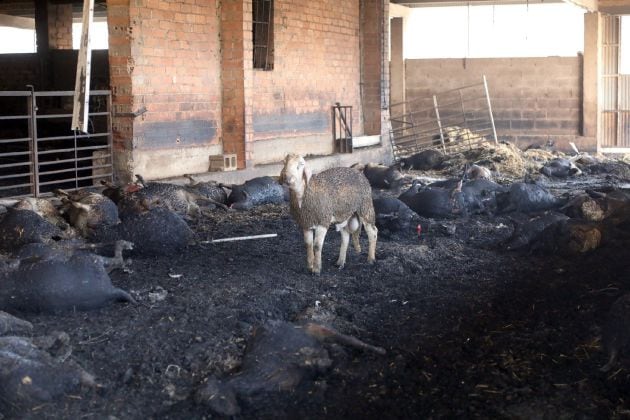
[{"xmin": 71, "ymin": 0, "xmax": 95, "ymax": 133}]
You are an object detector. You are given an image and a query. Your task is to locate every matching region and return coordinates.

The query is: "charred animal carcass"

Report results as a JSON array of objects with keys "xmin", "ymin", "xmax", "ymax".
[
  {"xmin": 0, "ymin": 242, "xmax": 134, "ymax": 314},
  {"xmin": 223, "ymin": 176, "xmax": 287, "ymax": 210},
  {"xmin": 56, "ymin": 189, "xmax": 119, "ymax": 237}
]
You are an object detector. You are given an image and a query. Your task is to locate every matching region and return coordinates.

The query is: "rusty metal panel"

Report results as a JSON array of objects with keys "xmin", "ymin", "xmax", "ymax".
[
  {"xmin": 600, "ymin": 15, "xmax": 625, "ymax": 150},
  {"xmin": 619, "ymin": 111, "xmax": 630, "ymax": 147},
  {"xmin": 601, "ymin": 112, "xmax": 617, "ymax": 147},
  {"xmin": 602, "ymin": 76, "xmax": 618, "ymax": 111},
  {"xmin": 620, "ymin": 76, "xmax": 630, "ymax": 111}
]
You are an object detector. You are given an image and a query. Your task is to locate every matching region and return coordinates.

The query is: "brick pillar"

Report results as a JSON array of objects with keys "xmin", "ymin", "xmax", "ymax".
[
  {"xmin": 221, "ymin": 0, "xmax": 247, "ymax": 169},
  {"xmin": 243, "ymin": 0, "xmax": 254, "ymax": 168},
  {"xmin": 360, "ymin": 0, "xmax": 385, "ymax": 136},
  {"xmin": 48, "ymin": 4, "xmax": 73, "ymax": 50},
  {"xmin": 107, "ymin": 0, "xmax": 135, "ymax": 182}
]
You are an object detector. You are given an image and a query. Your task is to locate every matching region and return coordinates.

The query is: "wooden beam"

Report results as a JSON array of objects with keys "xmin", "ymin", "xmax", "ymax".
[
  {"xmin": 0, "ymin": 13, "xmax": 34, "ymax": 29},
  {"xmin": 71, "ymin": 0, "xmax": 94, "ymax": 133}
]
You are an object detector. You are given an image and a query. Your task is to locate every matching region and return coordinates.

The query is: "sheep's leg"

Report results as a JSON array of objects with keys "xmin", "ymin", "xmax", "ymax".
[
  {"xmin": 303, "ymin": 229, "xmax": 315, "ymax": 273},
  {"xmin": 361, "ymin": 219, "xmax": 378, "ymax": 264},
  {"xmin": 350, "ymin": 216, "xmax": 362, "ymax": 253},
  {"xmin": 313, "ymin": 226, "xmax": 328, "ymax": 274},
  {"xmin": 336, "ymin": 228, "xmax": 350, "ymax": 269}
]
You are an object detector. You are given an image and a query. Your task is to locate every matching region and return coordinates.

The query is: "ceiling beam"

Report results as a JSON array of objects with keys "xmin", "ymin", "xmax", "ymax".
[
  {"xmin": 391, "ymin": 0, "xmax": 562, "ymax": 6},
  {"xmin": 598, "ymin": 0, "xmax": 630, "ymax": 14},
  {"xmin": 0, "ymin": 13, "xmax": 34, "ymax": 29},
  {"xmin": 562, "ymin": 0, "xmax": 598, "ymax": 11}
]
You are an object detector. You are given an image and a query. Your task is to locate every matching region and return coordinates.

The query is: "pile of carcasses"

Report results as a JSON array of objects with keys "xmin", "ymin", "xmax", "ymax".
[
  {"xmin": 357, "ymin": 147, "xmax": 630, "ymax": 256},
  {"xmin": 0, "ymin": 173, "xmax": 291, "ymax": 415}
]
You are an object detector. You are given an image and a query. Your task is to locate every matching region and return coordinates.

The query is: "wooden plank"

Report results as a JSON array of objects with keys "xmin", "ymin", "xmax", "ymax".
[{"xmin": 71, "ymin": 0, "xmax": 95, "ymax": 133}]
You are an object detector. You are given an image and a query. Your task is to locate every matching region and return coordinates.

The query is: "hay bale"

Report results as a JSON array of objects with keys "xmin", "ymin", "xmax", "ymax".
[
  {"xmin": 522, "ymin": 149, "xmax": 558, "ymax": 173},
  {"xmin": 466, "ymin": 142, "xmax": 526, "ymax": 178}
]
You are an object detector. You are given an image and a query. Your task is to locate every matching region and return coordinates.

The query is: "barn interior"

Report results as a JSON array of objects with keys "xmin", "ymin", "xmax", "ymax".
[{"xmin": 1, "ymin": 0, "xmax": 630, "ymax": 418}]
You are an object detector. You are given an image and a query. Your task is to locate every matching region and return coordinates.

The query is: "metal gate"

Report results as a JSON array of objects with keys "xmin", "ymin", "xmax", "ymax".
[
  {"xmin": 0, "ymin": 89, "xmax": 113, "ymax": 198},
  {"xmin": 389, "ymin": 75, "xmax": 497, "ymax": 161}
]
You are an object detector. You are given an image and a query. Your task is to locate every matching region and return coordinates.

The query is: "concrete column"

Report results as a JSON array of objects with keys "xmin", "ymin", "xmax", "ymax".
[
  {"xmin": 583, "ymin": 12, "xmax": 601, "ymax": 148},
  {"xmin": 35, "ymin": 0, "xmax": 49, "ymax": 54},
  {"xmin": 35, "ymin": 0, "xmax": 50, "ymax": 89},
  {"xmin": 360, "ymin": 0, "xmax": 384, "ymax": 136},
  {"xmin": 390, "ymin": 17, "xmax": 405, "ymax": 121},
  {"xmin": 389, "ymin": 17, "xmax": 406, "ymax": 134}
]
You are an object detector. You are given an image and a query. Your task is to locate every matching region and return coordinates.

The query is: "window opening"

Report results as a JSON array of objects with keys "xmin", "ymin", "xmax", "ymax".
[{"xmin": 253, "ymin": 0, "xmax": 273, "ymax": 70}]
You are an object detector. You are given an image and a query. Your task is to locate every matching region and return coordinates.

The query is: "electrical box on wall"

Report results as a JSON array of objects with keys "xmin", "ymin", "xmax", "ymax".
[{"xmin": 209, "ymin": 154, "xmax": 237, "ymax": 172}]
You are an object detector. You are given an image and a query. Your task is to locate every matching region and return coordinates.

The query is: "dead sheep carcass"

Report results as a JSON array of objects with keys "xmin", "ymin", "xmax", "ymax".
[{"xmin": 280, "ymin": 154, "xmax": 377, "ymax": 274}]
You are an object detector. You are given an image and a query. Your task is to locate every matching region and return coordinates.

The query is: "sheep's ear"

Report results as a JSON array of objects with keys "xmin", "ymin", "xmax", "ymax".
[{"xmin": 303, "ymin": 166, "xmax": 312, "ymax": 184}]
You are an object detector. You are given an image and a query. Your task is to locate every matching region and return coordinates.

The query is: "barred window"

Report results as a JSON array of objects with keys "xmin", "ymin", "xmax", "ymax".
[{"xmin": 253, "ymin": 0, "xmax": 273, "ymax": 70}]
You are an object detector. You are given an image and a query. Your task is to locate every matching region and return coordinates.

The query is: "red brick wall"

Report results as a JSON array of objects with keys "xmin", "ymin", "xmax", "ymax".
[
  {"xmin": 107, "ymin": 0, "xmax": 222, "ymax": 179},
  {"xmin": 107, "ymin": 0, "xmax": 134, "ymax": 177},
  {"xmin": 250, "ymin": 0, "xmax": 363, "ymax": 152},
  {"xmin": 129, "ymin": 0, "xmax": 221, "ymax": 150}
]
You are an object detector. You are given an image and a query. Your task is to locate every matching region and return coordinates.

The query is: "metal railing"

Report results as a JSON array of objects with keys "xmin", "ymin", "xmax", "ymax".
[
  {"xmin": 389, "ymin": 75, "xmax": 497, "ymax": 162},
  {"xmin": 332, "ymin": 103, "xmax": 353, "ymax": 153},
  {"xmin": 0, "ymin": 88, "xmax": 113, "ymax": 198}
]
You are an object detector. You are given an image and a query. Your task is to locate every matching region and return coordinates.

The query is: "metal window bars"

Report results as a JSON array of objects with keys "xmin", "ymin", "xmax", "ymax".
[
  {"xmin": 0, "ymin": 89, "xmax": 113, "ymax": 198},
  {"xmin": 389, "ymin": 75, "xmax": 497, "ymax": 162},
  {"xmin": 253, "ymin": 0, "xmax": 274, "ymax": 70}
]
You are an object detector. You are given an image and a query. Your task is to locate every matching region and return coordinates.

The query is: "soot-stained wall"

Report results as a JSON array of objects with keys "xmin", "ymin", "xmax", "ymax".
[{"xmin": 249, "ymin": 0, "xmax": 363, "ymax": 163}]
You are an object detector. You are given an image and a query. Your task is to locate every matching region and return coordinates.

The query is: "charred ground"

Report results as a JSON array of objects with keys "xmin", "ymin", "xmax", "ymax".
[{"xmin": 11, "ymin": 173, "xmax": 630, "ymax": 419}]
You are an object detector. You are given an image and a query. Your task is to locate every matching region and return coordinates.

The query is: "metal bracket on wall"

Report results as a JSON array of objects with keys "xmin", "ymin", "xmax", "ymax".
[{"xmin": 115, "ymin": 105, "xmax": 147, "ymax": 118}]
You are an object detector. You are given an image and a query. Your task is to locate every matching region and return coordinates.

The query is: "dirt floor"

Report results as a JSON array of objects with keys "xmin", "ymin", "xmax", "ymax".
[{"xmin": 9, "ymin": 164, "xmax": 630, "ymax": 419}]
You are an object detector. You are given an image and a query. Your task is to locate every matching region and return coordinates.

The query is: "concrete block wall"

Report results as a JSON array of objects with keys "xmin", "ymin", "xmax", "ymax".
[
  {"xmin": 48, "ymin": 4, "xmax": 73, "ymax": 50},
  {"xmin": 404, "ymin": 57, "xmax": 592, "ymax": 151},
  {"xmin": 249, "ymin": 0, "xmax": 363, "ymax": 164},
  {"xmin": 112, "ymin": 0, "xmax": 223, "ymax": 181}
]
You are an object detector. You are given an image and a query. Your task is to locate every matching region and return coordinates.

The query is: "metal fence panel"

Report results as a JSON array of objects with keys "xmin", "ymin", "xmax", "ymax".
[
  {"xmin": 389, "ymin": 76, "xmax": 497, "ymax": 162},
  {"xmin": 0, "ymin": 89, "xmax": 113, "ymax": 198}
]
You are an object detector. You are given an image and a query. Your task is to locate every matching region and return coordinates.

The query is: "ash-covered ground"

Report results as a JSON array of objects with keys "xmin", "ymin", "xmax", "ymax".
[{"xmin": 6, "ymin": 145, "xmax": 630, "ymax": 419}]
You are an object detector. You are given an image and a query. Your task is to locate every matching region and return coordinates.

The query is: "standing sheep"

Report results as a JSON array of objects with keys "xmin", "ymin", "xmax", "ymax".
[{"xmin": 280, "ymin": 154, "xmax": 377, "ymax": 274}]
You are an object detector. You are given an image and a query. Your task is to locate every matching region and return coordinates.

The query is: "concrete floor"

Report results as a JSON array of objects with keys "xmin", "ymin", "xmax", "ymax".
[{"xmin": 166, "ymin": 142, "xmax": 394, "ymax": 185}]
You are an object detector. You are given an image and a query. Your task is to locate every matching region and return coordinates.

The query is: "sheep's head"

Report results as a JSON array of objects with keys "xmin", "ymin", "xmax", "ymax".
[{"xmin": 280, "ymin": 154, "xmax": 311, "ymax": 191}]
